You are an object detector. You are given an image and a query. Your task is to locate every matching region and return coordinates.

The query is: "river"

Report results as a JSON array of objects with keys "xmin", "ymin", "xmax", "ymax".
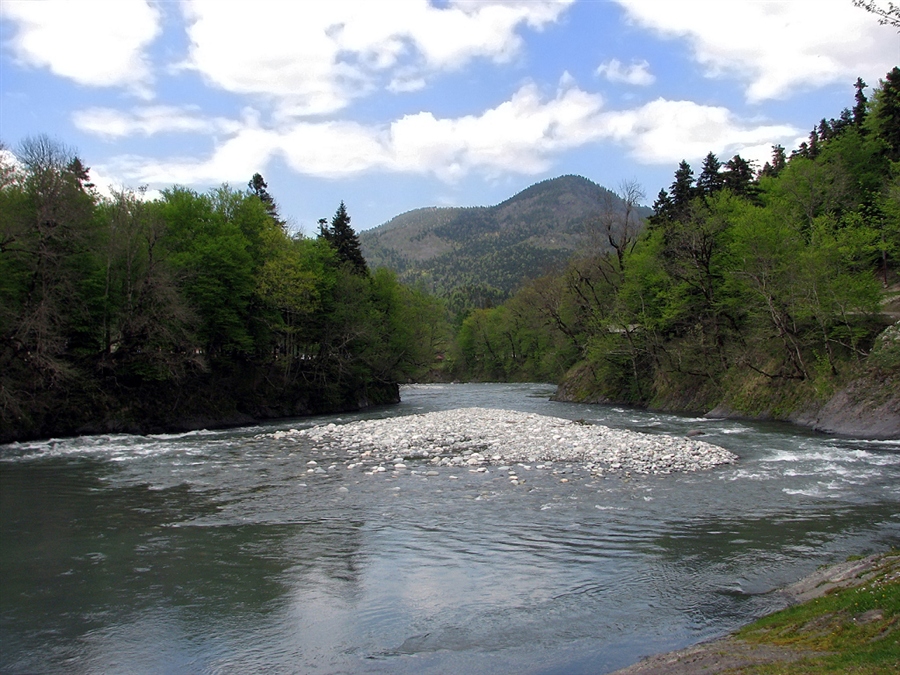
[{"xmin": 2, "ymin": 383, "xmax": 899, "ymax": 674}]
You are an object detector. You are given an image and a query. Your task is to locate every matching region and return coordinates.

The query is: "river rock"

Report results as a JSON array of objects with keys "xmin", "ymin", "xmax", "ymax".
[{"xmin": 266, "ymin": 408, "xmax": 737, "ymax": 476}]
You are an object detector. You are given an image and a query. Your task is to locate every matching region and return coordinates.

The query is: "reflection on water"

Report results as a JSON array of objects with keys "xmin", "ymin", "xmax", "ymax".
[{"xmin": 1, "ymin": 383, "xmax": 898, "ymax": 674}]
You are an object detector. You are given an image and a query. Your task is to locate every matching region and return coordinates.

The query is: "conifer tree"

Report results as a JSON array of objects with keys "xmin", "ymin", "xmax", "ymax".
[
  {"xmin": 669, "ymin": 160, "xmax": 695, "ymax": 215},
  {"xmin": 697, "ymin": 152, "xmax": 724, "ymax": 196},
  {"xmin": 649, "ymin": 188, "xmax": 674, "ymax": 227},
  {"xmin": 723, "ymin": 155, "xmax": 756, "ymax": 197},
  {"xmin": 854, "ymin": 77, "xmax": 869, "ymax": 128},
  {"xmin": 836, "ymin": 108, "xmax": 854, "ymax": 135},
  {"xmin": 760, "ymin": 144, "xmax": 787, "ymax": 178},
  {"xmin": 871, "ymin": 66, "xmax": 900, "ymax": 160},
  {"xmin": 321, "ymin": 201, "xmax": 368, "ymax": 275},
  {"xmin": 808, "ymin": 128, "xmax": 820, "ymax": 158},
  {"xmin": 248, "ymin": 173, "xmax": 284, "ymax": 228}
]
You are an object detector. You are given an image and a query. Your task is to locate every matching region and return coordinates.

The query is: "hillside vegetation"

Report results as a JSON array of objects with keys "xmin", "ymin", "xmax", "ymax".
[
  {"xmin": 0, "ymin": 154, "xmax": 443, "ymax": 442},
  {"xmin": 446, "ymin": 69, "xmax": 900, "ymax": 435},
  {"xmin": 359, "ymin": 175, "xmax": 650, "ymax": 310}
]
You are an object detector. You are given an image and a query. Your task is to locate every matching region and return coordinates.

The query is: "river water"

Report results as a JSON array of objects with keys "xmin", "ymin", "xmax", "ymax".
[{"xmin": 2, "ymin": 383, "xmax": 899, "ymax": 674}]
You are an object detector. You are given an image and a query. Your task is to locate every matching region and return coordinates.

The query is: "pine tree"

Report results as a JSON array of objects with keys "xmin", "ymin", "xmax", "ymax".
[
  {"xmin": 648, "ymin": 188, "xmax": 674, "ymax": 227},
  {"xmin": 808, "ymin": 128, "xmax": 820, "ymax": 158},
  {"xmin": 769, "ymin": 144, "xmax": 787, "ymax": 177},
  {"xmin": 697, "ymin": 152, "xmax": 724, "ymax": 196},
  {"xmin": 872, "ymin": 66, "xmax": 900, "ymax": 161},
  {"xmin": 723, "ymin": 155, "xmax": 756, "ymax": 198},
  {"xmin": 670, "ymin": 160, "xmax": 695, "ymax": 215},
  {"xmin": 321, "ymin": 201, "xmax": 367, "ymax": 275},
  {"xmin": 854, "ymin": 77, "xmax": 869, "ymax": 128},
  {"xmin": 248, "ymin": 173, "xmax": 284, "ymax": 227}
]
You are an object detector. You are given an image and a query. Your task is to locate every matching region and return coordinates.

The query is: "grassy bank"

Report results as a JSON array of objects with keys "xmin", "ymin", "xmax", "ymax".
[
  {"xmin": 614, "ymin": 552, "xmax": 899, "ymax": 674},
  {"xmin": 733, "ymin": 552, "xmax": 899, "ymax": 674}
]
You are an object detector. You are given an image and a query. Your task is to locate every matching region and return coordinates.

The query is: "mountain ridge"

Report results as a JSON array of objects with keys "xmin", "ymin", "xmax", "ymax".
[{"xmin": 359, "ymin": 175, "xmax": 650, "ymax": 297}]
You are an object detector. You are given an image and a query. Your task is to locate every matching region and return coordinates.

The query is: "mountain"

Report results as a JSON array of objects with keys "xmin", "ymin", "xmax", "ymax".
[{"xmin": 359, "ymin": 175, "xmax": 651, "ymax": 299}]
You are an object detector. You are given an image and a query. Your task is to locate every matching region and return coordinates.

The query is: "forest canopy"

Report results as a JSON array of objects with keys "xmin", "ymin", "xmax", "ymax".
[
  {"xmin": 0, "ymin": 144, "xmax": 444, "ymax": 441},
  {"xmin": 448, "ymin": 68, "xmax": 900, "ymax": 416}
]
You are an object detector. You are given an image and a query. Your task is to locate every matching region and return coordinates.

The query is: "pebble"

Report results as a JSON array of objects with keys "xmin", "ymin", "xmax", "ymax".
[{"xmin": 263, "ymin": 408, "xmax": 737, "ymax": 477}]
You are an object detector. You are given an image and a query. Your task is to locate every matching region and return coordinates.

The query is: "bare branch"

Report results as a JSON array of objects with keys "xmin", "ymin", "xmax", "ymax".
[{"xmin": 853, "ymin": 0, "xmax": 900, "ymax": 29}]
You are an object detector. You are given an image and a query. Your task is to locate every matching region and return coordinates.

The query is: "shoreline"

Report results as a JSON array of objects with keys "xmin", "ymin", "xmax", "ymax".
[{"xmin": 610, "ymin": 551, "xmax": 900, "ymax": 674}]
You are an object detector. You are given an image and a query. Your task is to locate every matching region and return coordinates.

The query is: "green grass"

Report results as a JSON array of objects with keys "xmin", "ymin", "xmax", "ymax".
[{"xmin": 733, "ymin": 553, "xmax": 900, "ymax": 674}]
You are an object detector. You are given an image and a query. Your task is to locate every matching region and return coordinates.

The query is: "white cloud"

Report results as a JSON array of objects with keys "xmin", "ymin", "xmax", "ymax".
[
  {"xmin": 104, "ymin": 127, "xmax": 281, "ymax": 187},
  {"xmin": 95, "ymin": 81, "xmax": 797, "ymax": 190},
  {"xmin": 387, "ymin": 76, "xmax": 427, "ymax": 94},
  {"xmin": 385, "ymin": 81, "xmax": 607, "ymax": 179},
  {"xmin": 596, "ymin": 59, "xmax": 655, "ymax": 86},
  {"xmin": 615, "ymin": 0, "xmax": 896, "ymax": 102},
  {"xmin": 96, "ymin": 83, "xmax": 598, "ymax": 186},
  {"xmin": 72, "ymin": 106, "xmax": 247, "ymax": 139},
  {"xmin": 599, "ymin": 98, "xmax": 798, "ymax": 164},
  {"xmin": 1, "ymin": 0, "xmax": 161, "ymax": 97},
  {"xmin": 179, "ymin": 0, "xmax": 574, "ymax": 116}
]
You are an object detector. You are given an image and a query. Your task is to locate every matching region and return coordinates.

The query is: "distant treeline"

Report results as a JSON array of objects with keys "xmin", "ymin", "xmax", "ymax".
[
  {"xmin": 448, "ymin": 68, "xmax": 900, "ymax": 415},
  {"xmin": 0, "ymin": 145, "xmax": 444, "ymax": 441}
]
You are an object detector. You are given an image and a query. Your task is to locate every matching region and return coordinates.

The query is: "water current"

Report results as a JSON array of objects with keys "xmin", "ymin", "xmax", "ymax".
[{"xmin": 2, "ymin": 383, "xmax": 899, "ymax": 674}]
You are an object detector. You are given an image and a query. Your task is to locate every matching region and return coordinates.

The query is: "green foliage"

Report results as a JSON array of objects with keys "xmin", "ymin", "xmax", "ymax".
[
  {"xmin": 735, "ymin": 553, "xmax": 900, "ymax": 674},
  {"xmin": 446, "ymin": 69, "xmax": 900, "ymax": 416},
  {"xmin": 160, "ymin": 187, "xmax": 256, "ymax": 357},
  {"xmin": 867, "ymin": 322, "xmax": 900, "ymax": 373},
  {"xmin": 319, "ymin": 201, "xmax": 368, "ymax": 276},
  {"xmin": 359, "ymin": 175, "xmax": 651, "ymax": 301},
  {"xmin": 0, "ymin": 147, "xmax": 451, "ymax": 440}
]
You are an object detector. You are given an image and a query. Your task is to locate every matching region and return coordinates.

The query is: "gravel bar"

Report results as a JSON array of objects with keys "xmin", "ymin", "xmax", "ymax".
[{"xmin": 267, "ymin": 407, "xmax": 737, "ymax": 476}]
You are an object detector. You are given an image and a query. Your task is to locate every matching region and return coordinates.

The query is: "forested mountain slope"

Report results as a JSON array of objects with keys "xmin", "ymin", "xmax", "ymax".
[
  {"xmin": 359, "ymin": 175, "xmax": 651, "ymax": 300},
  {"xmin": 449, "ymin": 68, "xmax": 900, "ymax": 437}
]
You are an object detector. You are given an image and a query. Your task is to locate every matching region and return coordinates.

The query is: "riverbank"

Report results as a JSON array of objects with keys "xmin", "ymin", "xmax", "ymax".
[
  {"xmin": 554, "ymin": 363, "xmax": 900, "ymax": 441},
  {"xmin": 0, "ymin": 367, "xmax": 400, "ymax": 444},
  {"xmin": 553, "ymin": 320, "xmax": 900, "ymax": 441},
  {"xmin": 612, "ymin": 551, "xmax": 900, "ymax": 674}
]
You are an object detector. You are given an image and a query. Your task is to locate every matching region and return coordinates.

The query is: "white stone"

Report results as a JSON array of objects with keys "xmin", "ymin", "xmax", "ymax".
[{"xmin": 267, "ymin": 407, "xmax": 737, "ymax": 477}]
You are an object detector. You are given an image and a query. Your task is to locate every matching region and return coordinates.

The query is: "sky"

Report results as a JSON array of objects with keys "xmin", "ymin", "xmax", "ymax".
[{"xmin": 1, "ymin": 0, "xmax": 898, "ymax": 234}]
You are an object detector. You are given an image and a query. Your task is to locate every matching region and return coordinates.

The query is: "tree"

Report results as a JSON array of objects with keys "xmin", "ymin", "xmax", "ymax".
[
  {"xmin": 670, "ymin": 160, "xmax": 695, "ymax": 215},
  {"xmin": 869, "ymin": 66, "xmax": 900, "ymax": 160},
  {"xmin": 852, "ymin": 0, "xmax": 900, "ymax": 29},
  {"xmin": 723, "ymin": 154, "xmax": 757, "ymax": 198},
  {"xmin": 320, "ymin": 201, "xmax": 368, "ymax": 275},
  {"xmin": 853, "ymin": 77, "xmax": 869, "ymax": 128},
  {"xmin": 160, "ymin": 187, "xmax": 256, "ymax": 358},
  {"xmin": 4, "ymin": 136, "xmax": 97, "ymax": 378},
  {"xmin": 97, "ymin": 190, "xmax": 196, "ymax": 380},
  {"xmin": 588, "ymin": 180, "xmax": 646, "ymax": 279},
  {"xmin": 760, "ymin": 144, "xmax": 787, "ymax": 178},
  {"xmin": 248, "ymin": 172, "xmax": 284, "ymax": 228},
  {"xmin": 807, "ymin": 128, "xmax": 821, "ymax": 159},
  {"xmin": 648, "ymin": 188, "xmax": 674, "ymax": 226},
  {"xmin": 697, "ymin": 152, "xmax": 724, "ymax": 196}
]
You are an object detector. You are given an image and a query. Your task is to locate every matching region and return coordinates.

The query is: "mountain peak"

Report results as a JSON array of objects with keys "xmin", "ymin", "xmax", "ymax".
[{"xmin": 359, "ymin": 175, "xmax": 649, "ymax": 297}]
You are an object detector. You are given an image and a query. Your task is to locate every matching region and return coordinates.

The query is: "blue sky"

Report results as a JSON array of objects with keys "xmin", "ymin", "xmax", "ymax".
[{"xmin": 2, "ymin": 1, "xmax": 897, "ymax": 233}]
